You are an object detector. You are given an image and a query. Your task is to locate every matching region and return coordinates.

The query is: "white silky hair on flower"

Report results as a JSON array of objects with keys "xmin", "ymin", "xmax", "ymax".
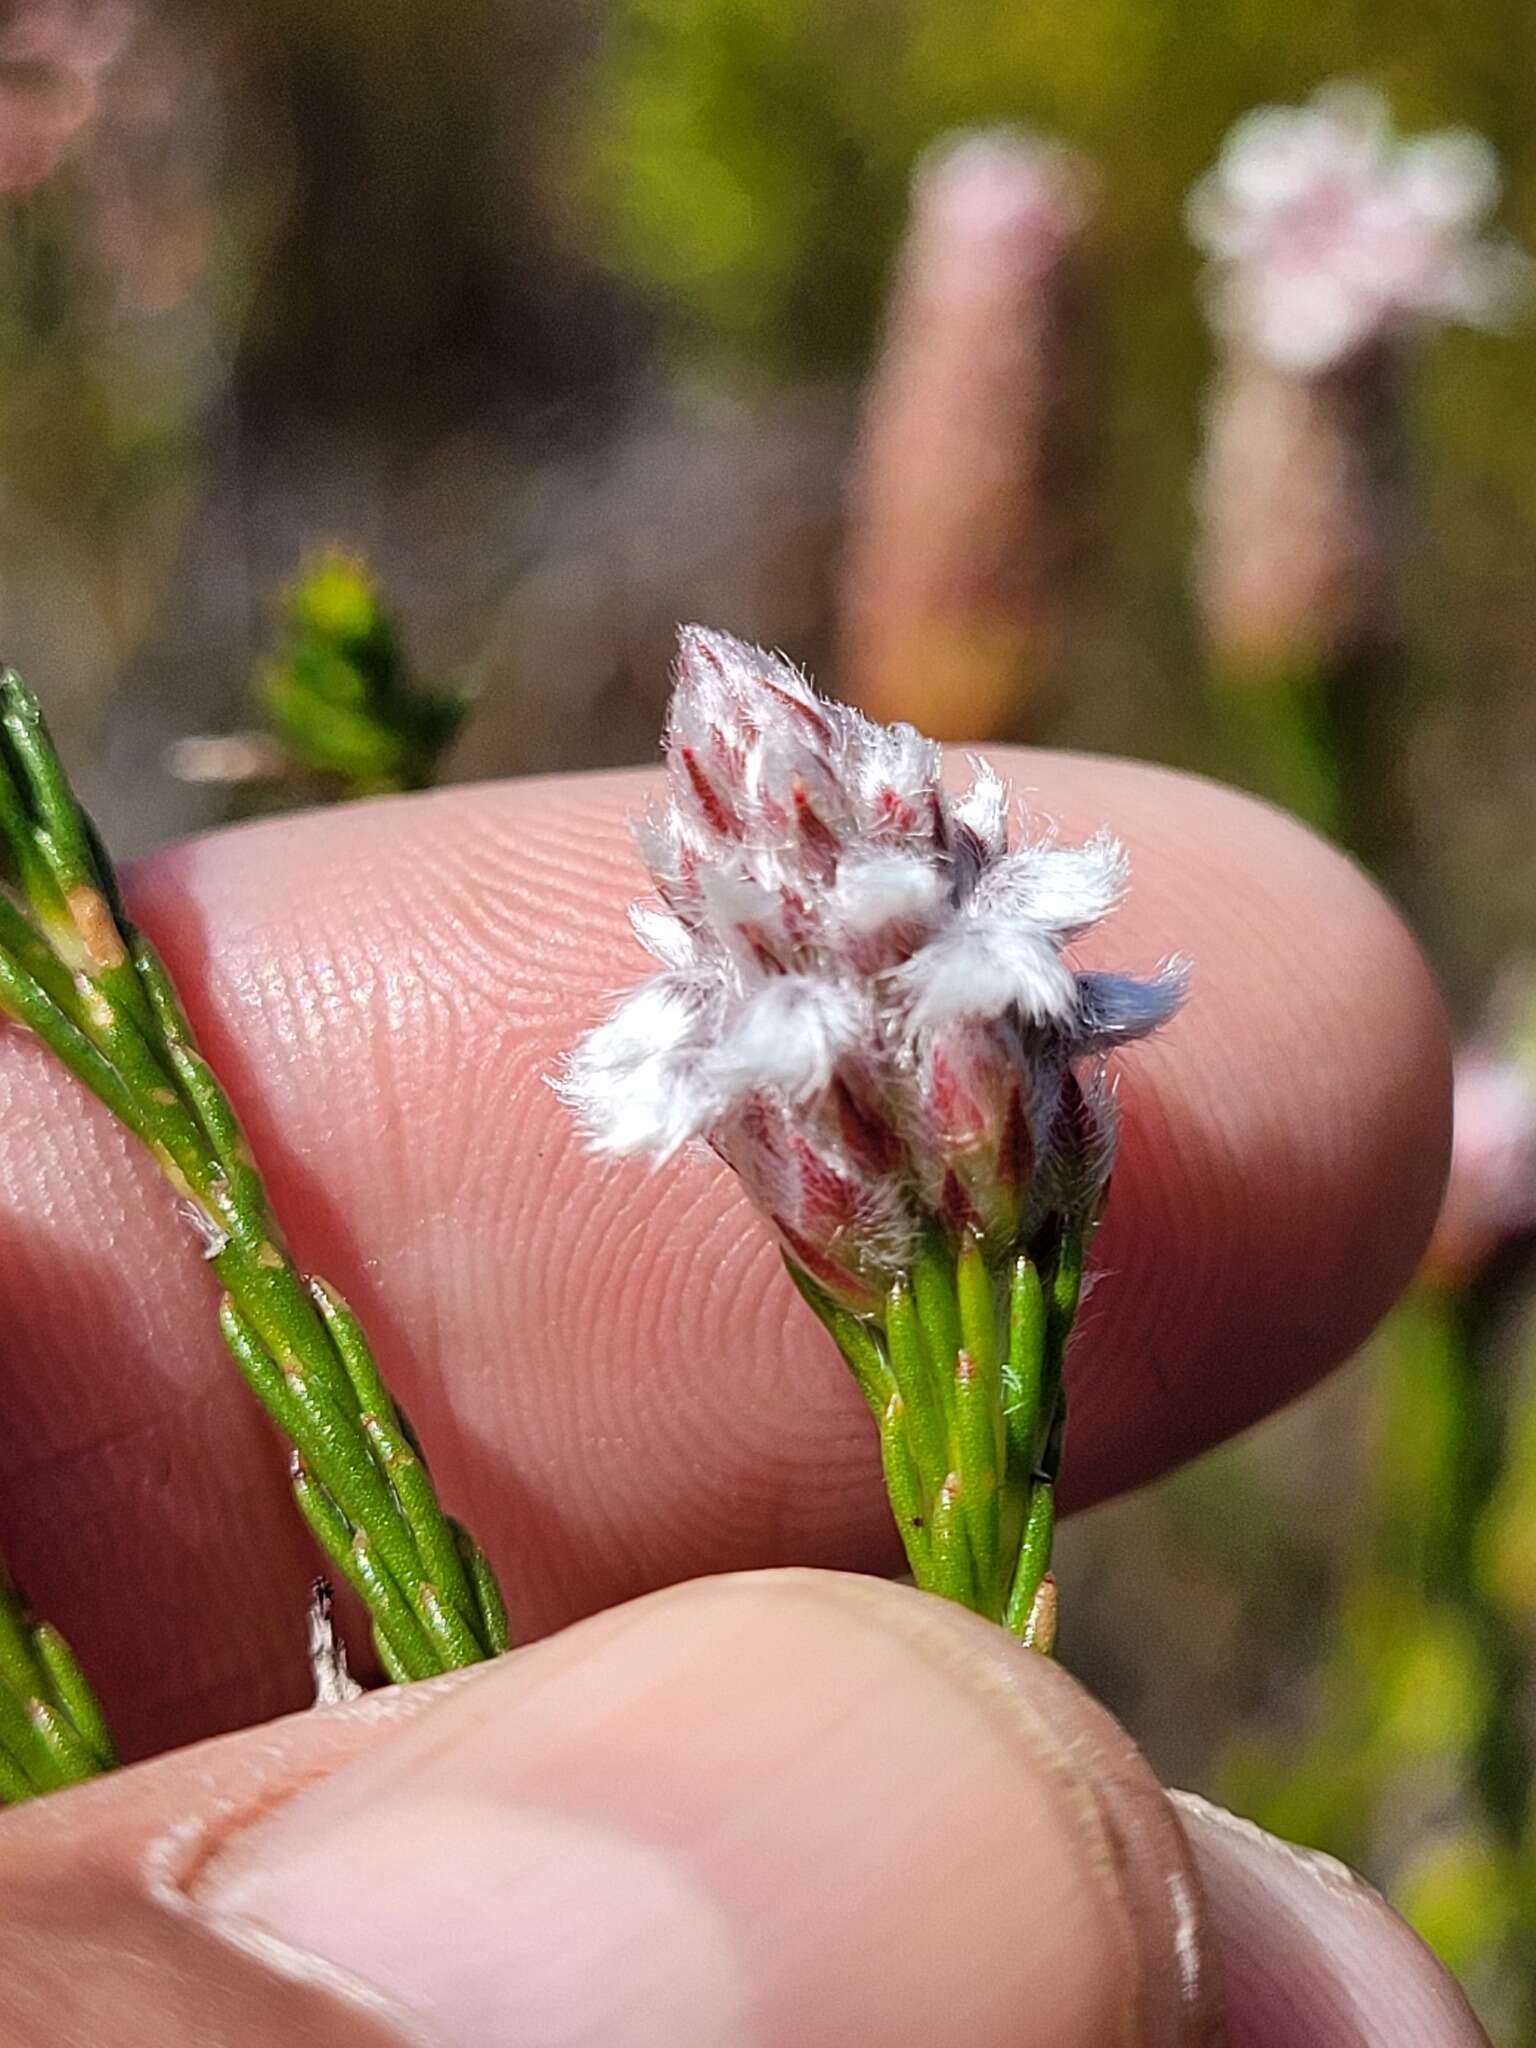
[
  {"xmin": 893, "ymin": 918, "xmax": 1079, "ymax": 1034},
  {"xmin": 847, "ymin": 717, "xmax": 942, "ymax": 826},
  {"xmin": 1049, "ymin": 1065, "xmax": 1122, "ymax": 1226},
  {"xmin": 970, "ymin": 828, "xmax": 1130, "ymax": 938},
  {"xmin": 631, "ymin": 808, "xmax": 691, "ymax": 903},
  {"xmin": 1187, "ymin": 83, "xmax": 1530, "ymax": 374},
  {"xmin": 697, "ymin": 864, "xmax": 788, "ymax": 958},
  {"xmin": 677, "ymin": 622, "xmax": 823, "ymax": 727},
  {"xmin": 706, "ymin": 975, "xmax": 865, "ymax": 1102},
  {"xmin": 560, "ymin": 631, "xmax": 1194, "ymax": 1636},
  {"xmin": 950, "ymin": 762, "xmax": 1010, "ymax": 860},
  {"xmin": 829, "ymin": 848, "xmax": 947, "ymax": 937},
  {"xmin": 629, "ymin": 904, "xmax": 697, "ymax": 972},
  {"xmin": 560, "ymin": 975, "xmax": 720, "ymax": 1160}
]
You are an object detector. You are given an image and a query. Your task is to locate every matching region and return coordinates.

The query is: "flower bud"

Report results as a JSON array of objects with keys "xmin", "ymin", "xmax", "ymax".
[{"xmin": 910, "ymin": 1020, "xmax": 1041, "ymax": 1252}]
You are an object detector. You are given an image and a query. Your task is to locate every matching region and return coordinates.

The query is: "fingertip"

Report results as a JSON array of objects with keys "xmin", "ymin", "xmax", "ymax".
[{"xmin": 1170, "ymin": 1792, "xmax": 1489, "ymax": 2046}]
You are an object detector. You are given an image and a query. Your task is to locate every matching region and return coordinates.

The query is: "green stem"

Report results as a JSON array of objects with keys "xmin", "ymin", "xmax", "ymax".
[{"xmin": 0, "ymin": 669, "xmax": 510, "ymax": 1706}]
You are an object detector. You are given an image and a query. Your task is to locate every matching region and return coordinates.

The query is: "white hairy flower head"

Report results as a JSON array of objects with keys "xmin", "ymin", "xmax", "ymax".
[
  {"xmin": 562, "ymin": 628, "xmax": 1185, "ymax": 1312},
  {"xmin": 1188, "ymin": 84, "xmax": 1529, "ymax": 375}
]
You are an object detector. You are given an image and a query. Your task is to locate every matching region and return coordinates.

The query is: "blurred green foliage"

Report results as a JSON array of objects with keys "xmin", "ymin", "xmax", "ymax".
[
  {"xmin": 1221, "ymin": 1284, "xmax": 1536, "ymax": 2039},
  {"xmin": 256, "ymin": 550, "xmax": 470, "ymax": 797},
  {"xmin": 0, "ymin": 197, "xmax": 191, "ymax": 532},
  {"xmin": 0, "ymin": 18, "xmax": 283, "ymax": 689}
]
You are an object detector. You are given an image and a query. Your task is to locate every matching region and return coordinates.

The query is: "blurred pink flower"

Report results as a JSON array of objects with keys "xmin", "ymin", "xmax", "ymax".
[
  {"xmin": 0, "ymin": 0, "xmax": 128, "ymax": 193},
  {"xmin": 1193, "ymin": 347, "xmax": 1400, "ymax": 674},
  {"xmin": 841, "ymin": 129, "xmax": 1092, "ymax": 740},
  {"xmin": 1427, "ymin": 1052, "xmax": 1536, "ymax": 1285},
  {"xmin": 1189, "ymin": 84, "xmax": 1529, "ymax": 375}
]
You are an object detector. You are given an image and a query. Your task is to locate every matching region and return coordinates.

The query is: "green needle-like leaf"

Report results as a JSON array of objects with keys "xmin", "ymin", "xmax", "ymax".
[
  {"xmin": 32, "ymin": 1626, "xmax": 117, "ymax": 1769},
  {"xmin": 1003, "ymin": 1253, "xmax": 1046, "ymax": 1476},
  {"xmin": 882, "ymin": 1277, "xmax": 947, "ymax": 1490},
  {"xmin": 953, "ymin": 1350, "xmax": 1002, "ymax": 1610},
  {"xmin": 0, "ymin": 1569, "xmax": 113, "ymax": 1801},
  {"xmin": 876, "ymin": 1393, "xmax": 933, "ymax": 1581},
  {"xmin": 1006, "ymin": 1482, "xmax": 1057, "ymax": 1642},
  {"xmin": 455, "ymin": 1525, "xmax": 513, "ymax": 1655}
]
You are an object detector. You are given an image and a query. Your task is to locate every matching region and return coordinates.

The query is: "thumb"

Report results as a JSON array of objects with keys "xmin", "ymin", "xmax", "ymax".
[
  {"xmin": 0, "ymin": 1571, "xmax": 1479, "ymax": 2047},
  {"xmin": 1173, "ymin": 1791, "xmax": 1492, "ymax": 2046}
]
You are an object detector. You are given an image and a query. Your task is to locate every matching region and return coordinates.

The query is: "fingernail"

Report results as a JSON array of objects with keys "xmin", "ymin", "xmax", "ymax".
[
  {"xmin": 195, "ymin": 1571, "xmax": 1221, "ymax": 2047},
  {"xmin": 1171, "ymin": 1791, "xmax": 1490, "ymax": 2046}
]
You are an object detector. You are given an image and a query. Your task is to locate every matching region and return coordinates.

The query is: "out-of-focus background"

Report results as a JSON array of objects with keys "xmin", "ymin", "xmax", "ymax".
[{"xmin": 5, "ymin": 0, "xmax": 1536, "ymax": 2035}]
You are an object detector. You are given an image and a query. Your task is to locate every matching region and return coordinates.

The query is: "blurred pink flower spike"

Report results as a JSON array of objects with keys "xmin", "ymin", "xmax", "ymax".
[
  {"xmin": 0, "ymin": 0, "xmax": 129, "ymax": 193},
  {"xmin": 841, "ymin": 128, "xmax": 1094, "ymax": 741},
  {"xmin": 1188, "ymin": 83, "xmax": 1530, "ymax": 376},
  {"xmin": 561, "ymin": 629, "xmax": 1185, "ymax": 1639}
]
